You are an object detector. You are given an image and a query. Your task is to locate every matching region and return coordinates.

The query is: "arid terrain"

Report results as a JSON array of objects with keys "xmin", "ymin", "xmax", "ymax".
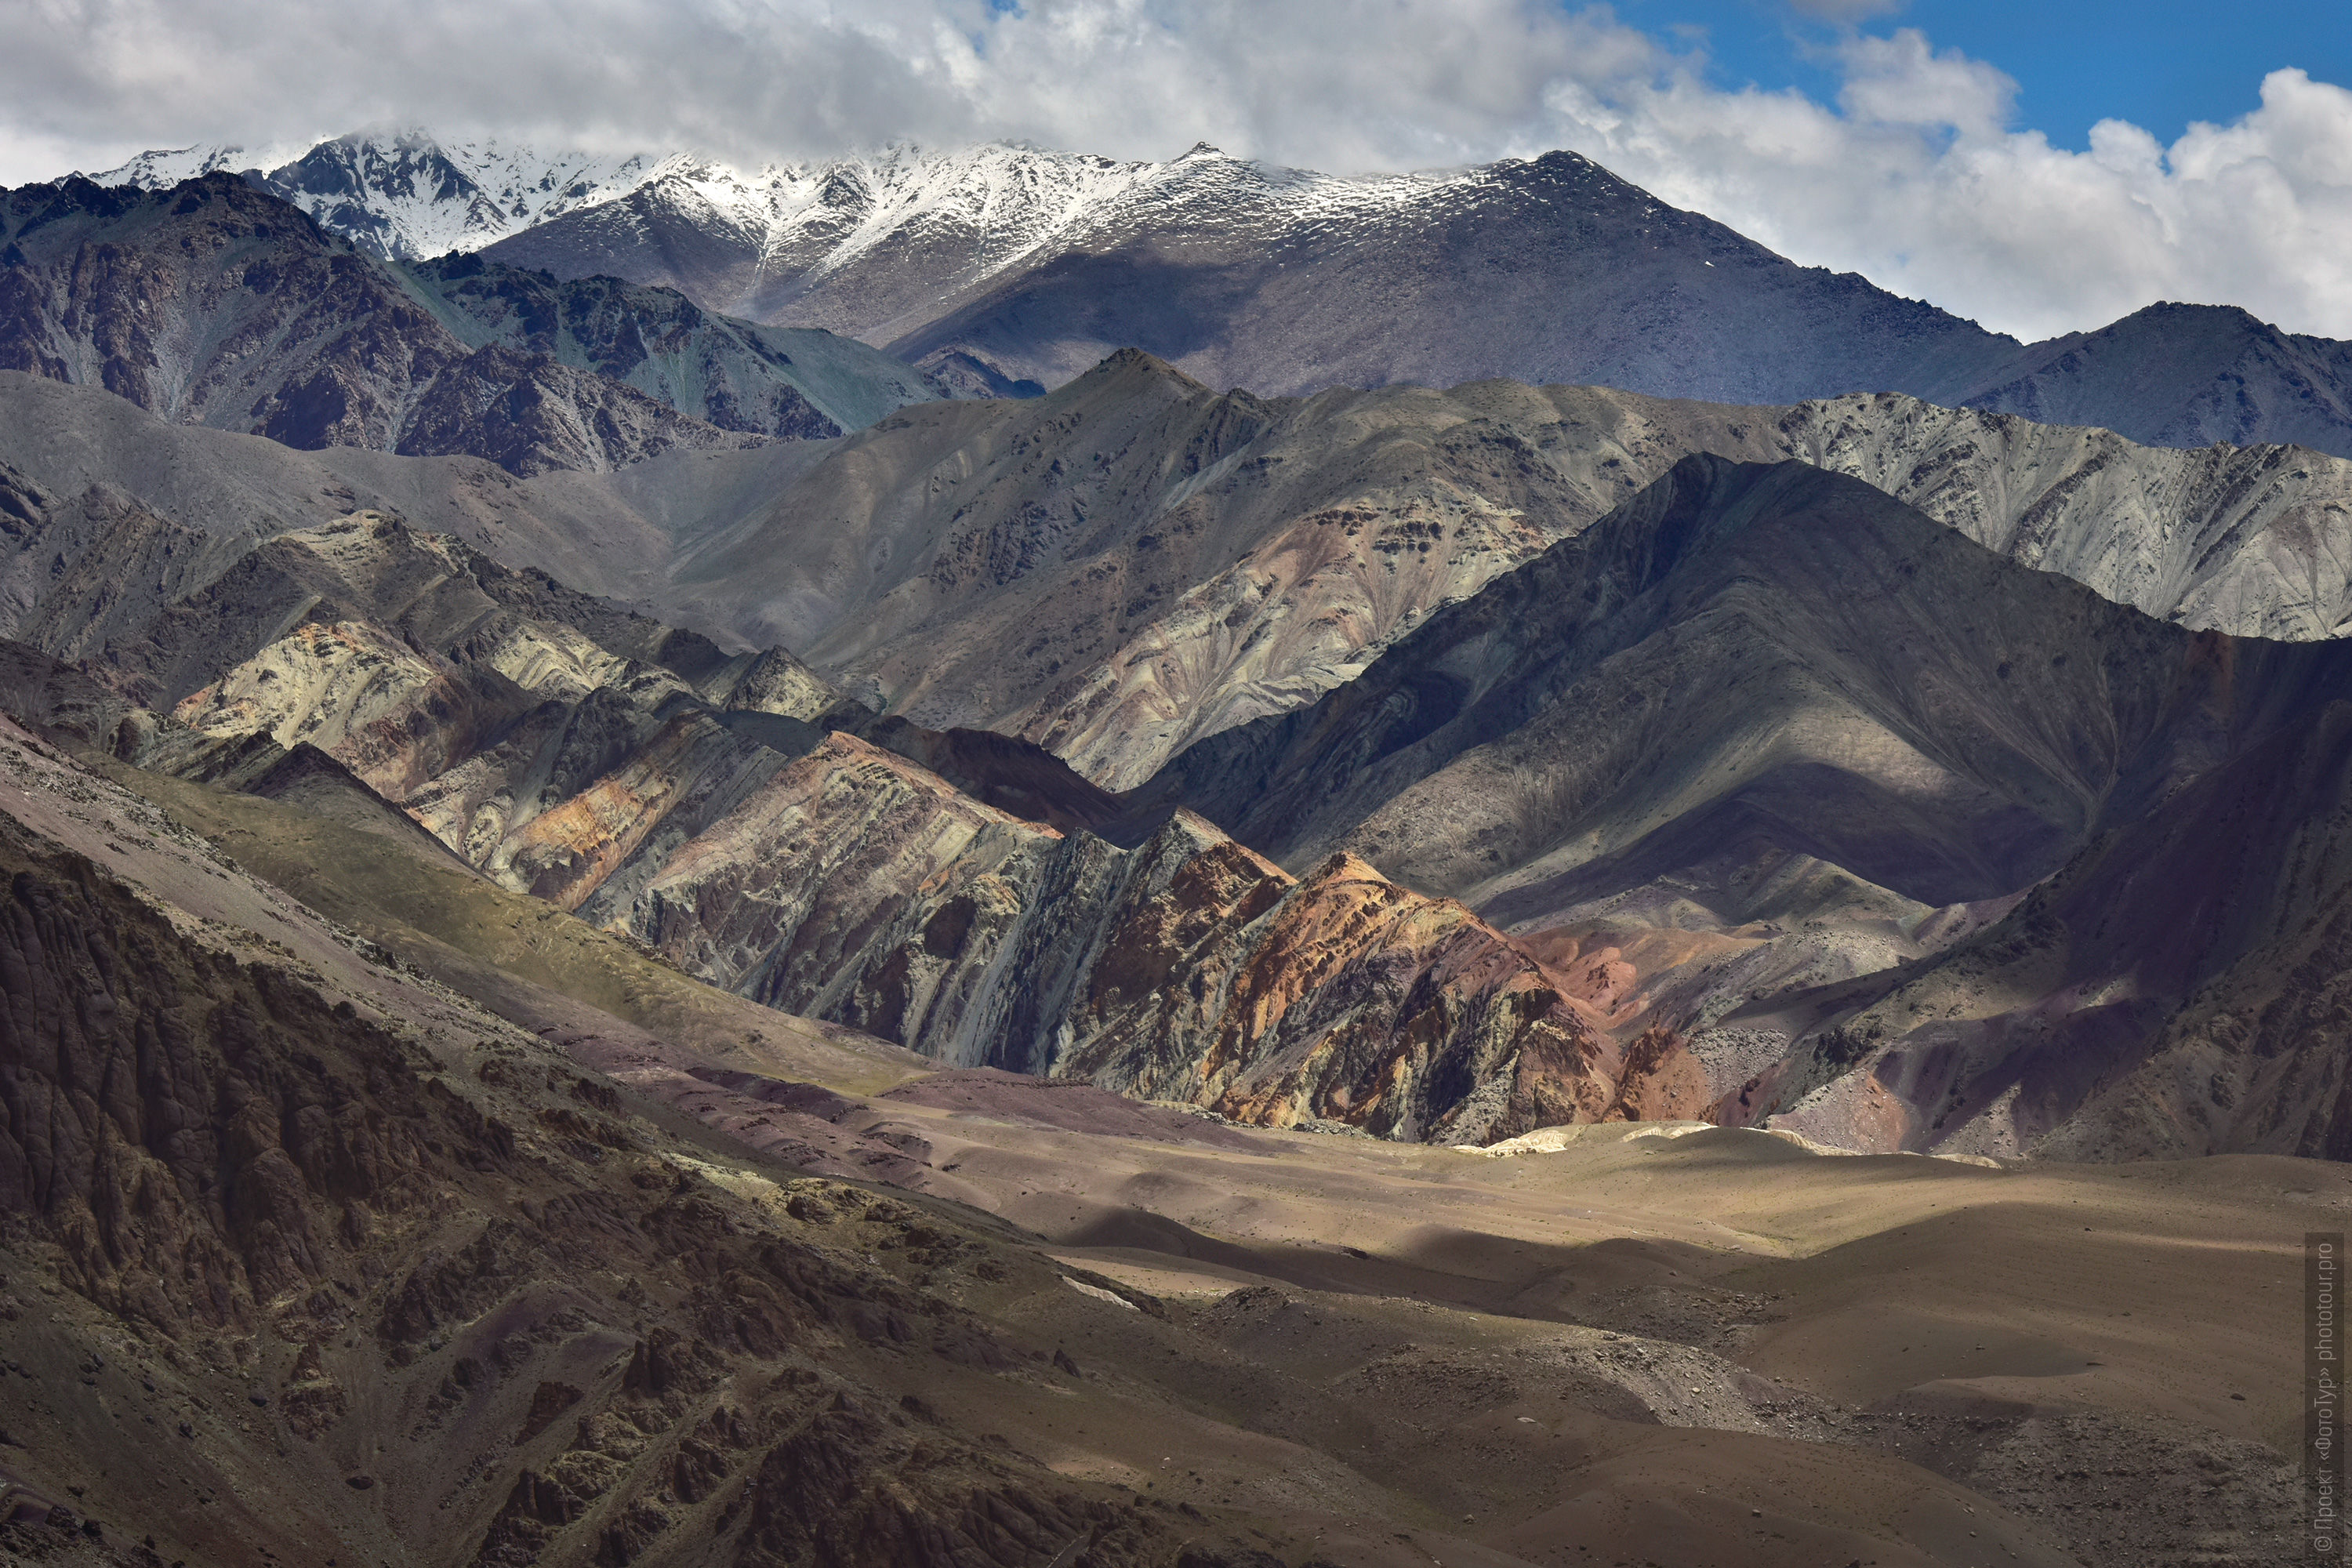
[
  {"xmin": 0, "ymin": 133, "xmax": 2334, "ymax": 1568},
  {"xmin": 0, "ymin": 709, "xmax": 2314, "ymax": 1568}
]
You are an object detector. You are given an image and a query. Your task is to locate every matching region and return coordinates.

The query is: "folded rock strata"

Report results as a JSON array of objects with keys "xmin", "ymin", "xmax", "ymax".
[{"xmin": 591, "ymin": 734, "xmax": 1698, "ymax": 1142}]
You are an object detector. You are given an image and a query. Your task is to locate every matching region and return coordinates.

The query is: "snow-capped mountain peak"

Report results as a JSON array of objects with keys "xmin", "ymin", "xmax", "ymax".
[
  {"xmin": 82, "ymin": 143, "xmax": 269, "ymax": 188},
  {"xmin": 79, "ymin": 130, "xmax": 669, "ymax": 260}
]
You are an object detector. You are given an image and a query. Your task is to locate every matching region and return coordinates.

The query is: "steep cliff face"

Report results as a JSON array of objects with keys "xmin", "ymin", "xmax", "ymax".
[
  {"xmin": 588, "ymin": 734, "xmax": 1689, "ymax": 1142},
  {"xmin": 0, "ymin": 175, "xmax": 763, "ymax": 476}
]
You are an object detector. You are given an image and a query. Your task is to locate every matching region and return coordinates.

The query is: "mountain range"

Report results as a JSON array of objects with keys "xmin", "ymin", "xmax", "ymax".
[
  {"xmin": 1, "ymin": 171, "xmax": 940, "ymax": 477},
  {"xmin": 0, "ymin": 116, "xmax": 2336, "ymax": 1568},
  {"xmin": 92, "ymin": 130, "xmax": 2352, "ymax": 458}
]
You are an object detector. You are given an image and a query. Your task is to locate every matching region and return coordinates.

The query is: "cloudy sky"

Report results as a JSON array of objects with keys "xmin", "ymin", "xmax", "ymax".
[{"xmin": 3, "ymin": 0, "xmax": 2347, "ymax": 344}]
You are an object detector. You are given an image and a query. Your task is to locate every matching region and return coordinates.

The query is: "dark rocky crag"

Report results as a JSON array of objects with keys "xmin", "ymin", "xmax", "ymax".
[{"xmin": 0, "ymin": 174, "xmax": 761, "ymax": 476}]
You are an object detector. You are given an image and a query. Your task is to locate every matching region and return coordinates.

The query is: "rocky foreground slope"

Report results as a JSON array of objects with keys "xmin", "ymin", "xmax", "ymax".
[{"xmin": 0, "ymin": 706, "xmax": 2298, "ymax": 1568}]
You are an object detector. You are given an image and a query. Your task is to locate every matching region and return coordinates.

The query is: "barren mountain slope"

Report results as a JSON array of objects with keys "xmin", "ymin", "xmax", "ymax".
[
  {"xmin": 1719, "ymin": 695, "xmax": 2352, "ymax": 1161},
  {"xmin": 654, "ymin": 357, "xmax": 2352, "ymax": 788},
  {"xmin": 1133, "ymin": 455, "xmax": 2352, "ymax": 906},
  {"xmin": 0, "ymin": 174, "xmax": 764, "ymax": 476},
  {"xmin": 404, "ymin": 253, "xmax": 943, "ymax": 440},
  {"xmin": 1130, "ymin": 456, "xmax": 2352, "ymax": 1148},
  {"xmin": 0, "ymin": 713, "xmax": 2307, "ymax": 1568},
  {"xmin": 650, "ymin": 354, "xmax": 1795, "ymax": 785},
  {"xmin": 584, "ymin": 735, "xmax": 1691, "ymax": 1142}
]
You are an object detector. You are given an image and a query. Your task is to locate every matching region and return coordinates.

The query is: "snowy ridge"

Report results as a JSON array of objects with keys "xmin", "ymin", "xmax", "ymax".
[
  {"xmin": 84, "ymin": 132, "xmax": 672, "ymax": 260},
  {"xmin": 72, "ymin": 130, "xmax": 1471, "ymax": 284},
  {"xmin": 84, "ymin": 143, "xmax": 280, "ymax": 187}
]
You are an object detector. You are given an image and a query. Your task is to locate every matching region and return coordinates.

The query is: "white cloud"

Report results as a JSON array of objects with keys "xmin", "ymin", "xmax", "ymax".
[{"xmin": 0, "ymin": 1, "xmax": 2347, "ymax": 343}]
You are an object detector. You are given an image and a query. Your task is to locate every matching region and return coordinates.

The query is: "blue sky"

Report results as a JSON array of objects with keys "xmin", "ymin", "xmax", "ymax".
[{"xmin": 1623, "ymin": 0, "xmax": 2351, "ymax": 148}]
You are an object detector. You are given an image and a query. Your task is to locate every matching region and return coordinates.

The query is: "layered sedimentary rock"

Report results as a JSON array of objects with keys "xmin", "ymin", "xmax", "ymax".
[{"xmin": 593, "ymin": 733, "xmax": 1693, "ymax": 1141}]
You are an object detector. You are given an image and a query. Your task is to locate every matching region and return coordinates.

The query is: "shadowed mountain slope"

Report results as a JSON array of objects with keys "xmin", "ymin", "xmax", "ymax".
[
  {"xmin": 404, "ymin": 252, "xmax": 943, "ymax": 440},
  {"xmin": 1724, "ymin": 695, "xmax": 2352, "ymax": 1161},
  {"xmin": 1135, "ymin": 455, "xmax": 2352, "ymax": 914},
  {"xmin": 1130, "ymin": 454, "xmax": 2352, "ymax": 1155}
]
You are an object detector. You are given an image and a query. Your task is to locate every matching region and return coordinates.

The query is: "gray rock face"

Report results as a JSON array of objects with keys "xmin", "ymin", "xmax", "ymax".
[{"xmin": 1779, "ymin": 393, "xmax": 2352, "ymax": 641}]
